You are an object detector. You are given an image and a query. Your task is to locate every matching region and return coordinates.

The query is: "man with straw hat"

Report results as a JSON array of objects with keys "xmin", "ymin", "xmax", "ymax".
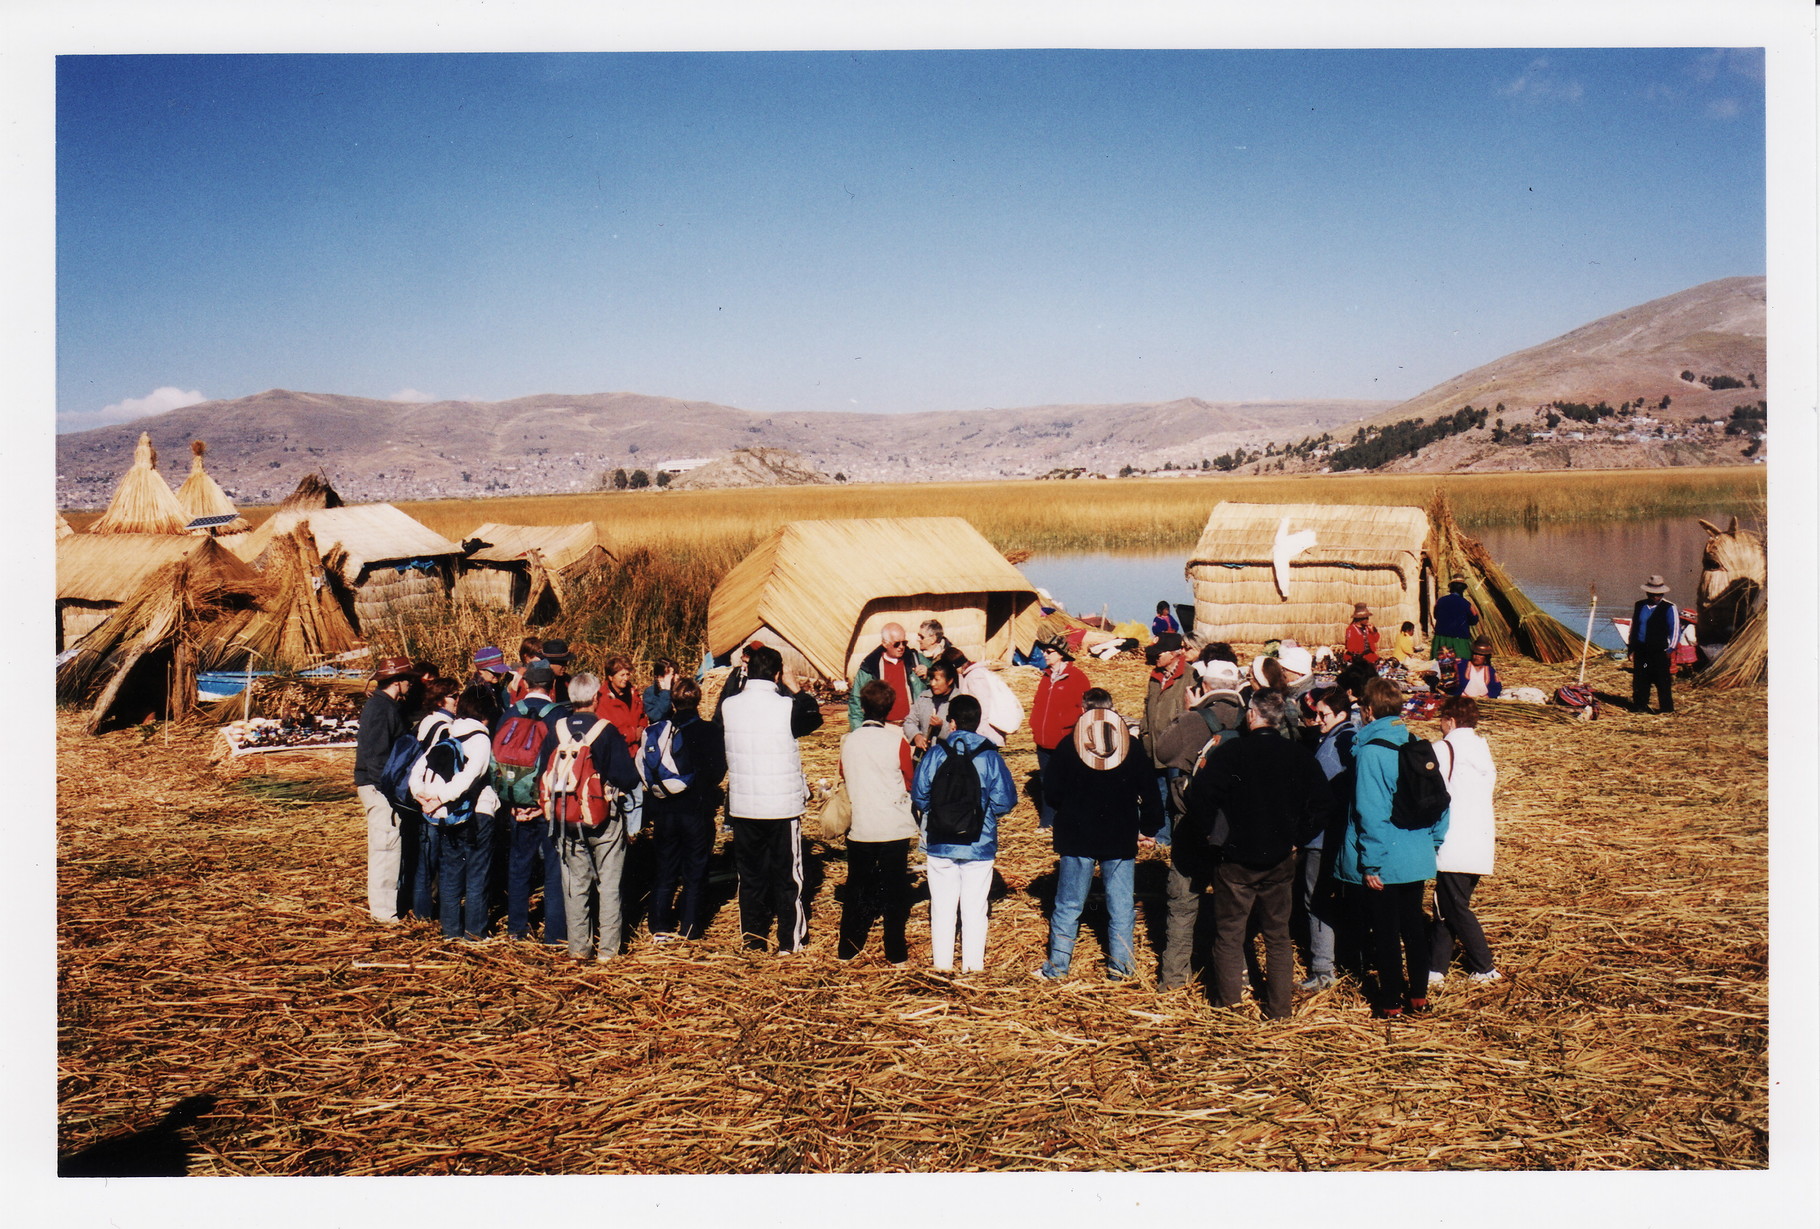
[
  {"xmin": 354, "ymin": 656, "xmax": 417, "ymax": 924},
  {"xmin": 1627, "ymin": 574, "xmax": 1681, "ymax": 715}
]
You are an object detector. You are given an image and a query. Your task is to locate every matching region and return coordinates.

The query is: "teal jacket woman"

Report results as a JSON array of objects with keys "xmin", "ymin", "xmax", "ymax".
[{"xmin": 1333, "ymin": 714, "xmax": 1450, "ymax": 886}]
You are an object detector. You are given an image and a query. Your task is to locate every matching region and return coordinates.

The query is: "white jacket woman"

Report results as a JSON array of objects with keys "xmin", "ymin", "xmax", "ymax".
[
  {"xmin": 408, "ymin": 712, "xmax": 501, "ymax": 822},
  {"xmin": 1433, "ymin": 724, "xmax": 1495, "ymax": 875}
]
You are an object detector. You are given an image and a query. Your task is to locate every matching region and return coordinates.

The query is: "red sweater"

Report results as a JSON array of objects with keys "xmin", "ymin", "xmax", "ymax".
[
  {"xmin": 597, "ymin": 686, "xmax": 647, "ymax": 750},
  {"xmin": 1030, "ymin": 664, "xmax": 1093, "ymax": 750}
]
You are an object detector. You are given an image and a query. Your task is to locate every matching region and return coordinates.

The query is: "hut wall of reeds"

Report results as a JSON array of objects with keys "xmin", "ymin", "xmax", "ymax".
[
  {"xmin": 1424, "ymin": 491, "xmax": 1590, "ymax": 664},
  {"xmin": 87, "ymin": 432, "xmax": 189, "ymax": 536},
  {"xmin": 304, "ymin": 504, "xmax": 461, "ymax": 630},
  {"xmin": 707, "ymin": 517, "xmax": 1043, "ymax": 681},
  {"xmin": 1185, "ymin": 502, "xmax": 1432, "ymax": 645},
  {"xmin": 175, "ymin": 440, "xmax": 250, "ymax": 534},
  {"xmin": 57, "ymin": 533, "xmax": 216, "ymax": 652},
  {"xmin": 56, "ymin": 537, "xmax": 270, "ymax": 732},
  {"xmin": 455, "ymin": 522, "xmax": 612, "ymax": 621}
]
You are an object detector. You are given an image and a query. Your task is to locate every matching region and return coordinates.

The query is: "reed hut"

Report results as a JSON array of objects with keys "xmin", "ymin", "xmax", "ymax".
[
  {"xmin": 230, "ymin": 526, "xmax": 362, "ymax": 667},
  {"xmin": 86, "ymin": 432, "xmax": 189, "ymax": 536},
  {"xmin": 1695, "ymin": 601, "xmax": 1766, "ymax": 690},
  {"xmin": 57, "ymin": 533, "xmax": 217, "ymax": 652},
  {"xmin": 223, "ymin": 471, "xmax": 344, "ymax": 564},
  {"xmin": 1186, "ymin": 502, "xmax": 1434, "ymax": 646},
  {"xmin": 56, "ymin": 510, "xmax": 74, "ymax": 540},
  {"xmin": 455, "ymin": 521, "xmax": 613, "ymax": 622},
  {"xmin": 302, "ymin": 503, "xmax": 461, "ymax": 629},
  {"xmin": 56, "ymin": 536, "xmax": 270, "ymax": 732},
  {"xmin": 175, "ymin": 440, "xmax": 251, "ymax": 535},
  {"xmin": 708, "ymin": 517, "xmax": 1043, "ymax": 682}
]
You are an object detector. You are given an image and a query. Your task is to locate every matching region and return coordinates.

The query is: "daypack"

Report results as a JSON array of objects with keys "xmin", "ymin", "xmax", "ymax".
[
  {"xmin": 924, "ymin": 741, "xmax": 986, "ymax": 845},
  {"xmin": 1365, "ymin": 735, "xmax": 1452, "ymax": 831},
  {"xmin": 492, "ymin": 696, "xmax": 556, "ymax": 812},
  {"xmin": 380, "ymin": 713, "xmax": 453, "ymax": 816},
  {"xmin": 540, "ymin": 717, "xmax": 617, "ymax": 828},
  {"xmin": 637, "ymin": 719, "xmax": 694, "ymax": 799},
  {"xmin": 413, "ymin": 726, "xmax": 477, "ymax": 827}
]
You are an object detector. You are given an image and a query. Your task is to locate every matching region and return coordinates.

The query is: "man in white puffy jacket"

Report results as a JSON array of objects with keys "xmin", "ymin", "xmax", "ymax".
[
  {"xmin": 719, "ymin": 644, "xmax": 824, "ymax": 953},
  {"xmin": 955, "ymin": 655, "xmax": 1024, "ymax": 748}
]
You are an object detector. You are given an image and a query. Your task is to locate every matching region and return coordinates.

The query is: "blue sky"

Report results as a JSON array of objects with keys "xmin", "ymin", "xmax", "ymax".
[{"xmin": 55, "ymin": 46, "xmax": 1767, "ymax": 431}]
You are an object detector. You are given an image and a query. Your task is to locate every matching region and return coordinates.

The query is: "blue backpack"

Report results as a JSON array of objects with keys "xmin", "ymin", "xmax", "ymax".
[
  {"xmin": 379, "ymin": 714, "xmax": 453, "ymax": 816},
  {"xmin": 414, "ymin": 726, "xmax": 478, "ymax": 826},
  {"xmin": 636, "ymin": 719, "xmax": 695, "ymax": 799}
]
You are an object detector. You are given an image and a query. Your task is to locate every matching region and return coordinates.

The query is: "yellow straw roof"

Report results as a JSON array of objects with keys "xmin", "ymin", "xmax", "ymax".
[
  {"xmin": 175, "ymin": 440, "xmax": 250, "ymax": 533},
  {"xmin": 462, "ymin": 522, "xmax": 611, "ymax": 571},
  {"xmin": 708, "ymin": 517, "xmax": 1039, "ymax": 678},
  {"xmin": 58, "ymin": 532, "xmax": 214, "ymax": 603}
]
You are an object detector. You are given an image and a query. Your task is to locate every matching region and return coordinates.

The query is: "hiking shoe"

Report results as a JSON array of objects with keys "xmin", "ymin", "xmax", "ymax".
[
  {"xmin": 1468, "ymin": 969, "xmax": 1503, "ymax": 984},
  {"xmin": 1299, "ymin": 973, "xmax": 1336, "ymax": 992},
  {"xmin": 1032, "ymin": 967, "xmax": 1062, "ymax": 982}
]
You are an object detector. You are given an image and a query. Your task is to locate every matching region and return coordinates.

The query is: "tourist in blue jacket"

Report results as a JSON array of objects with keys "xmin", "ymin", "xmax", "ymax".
[
  {"xmin": 911, "ymin": 694, "xmax": 1016, "ymax": 973},
  {"xmin": 1334, "ymin": 678, "xmax": 1449, "ymax": 1018}
]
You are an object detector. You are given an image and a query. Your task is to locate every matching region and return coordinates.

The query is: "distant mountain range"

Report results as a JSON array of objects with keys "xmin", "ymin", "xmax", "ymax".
[{"xmin": 55, "ymin": 276, "xmax": 1766, "ymax": 506}]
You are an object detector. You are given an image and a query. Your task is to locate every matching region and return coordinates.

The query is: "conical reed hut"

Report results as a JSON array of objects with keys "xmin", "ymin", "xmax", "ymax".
[
  {"xmin": 87, "ymin": 432, "xmax": 189, "ymax": 536},
  {"xmin": 175, "ymin": 440, "xmax": 251, "ymax": 534},
  {"xmin": 1424, "ymin": 490, "xmax": 1589, "ymax": 664},
  {"xmin": 56, "ymin": 536, "xmax": 271, "ymax": 733},
  {"xmin": 56, "ymin": 510, "xmax": 74, "ymax": 540},
  {"xmin": 227, "ymin": 526, "xmax": 362, "ymax": 668}
]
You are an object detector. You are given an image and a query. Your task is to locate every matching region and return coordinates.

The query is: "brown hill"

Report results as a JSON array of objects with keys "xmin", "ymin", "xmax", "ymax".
[{"xmin": 668, "ymin": 448, "xmax": 833, "ymax": 490}]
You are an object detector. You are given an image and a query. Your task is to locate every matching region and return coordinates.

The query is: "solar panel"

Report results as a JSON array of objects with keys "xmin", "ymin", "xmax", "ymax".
[{"xmin": 186, "ymin": 513, "xmax": 239, "ymax": 530}]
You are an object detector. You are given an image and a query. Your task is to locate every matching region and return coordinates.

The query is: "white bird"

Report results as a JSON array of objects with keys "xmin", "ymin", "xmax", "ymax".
[{"xmin": 1272, "ymin": 517, "xmax": 1317, "ymax": 599}]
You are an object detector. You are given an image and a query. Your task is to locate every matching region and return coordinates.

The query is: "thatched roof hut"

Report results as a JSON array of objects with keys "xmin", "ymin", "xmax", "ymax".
[
  {"xmin": 223, "ymin": 471, "xmax": 344, "ymax": 563},
  {"xmin": 175, "ymin": 440, "xmax": 251, "ymax": 534},
  {"xmin": 455, "ymin": 522, "xmax": 613, "ymax": 622},
  {"xmin": 87, "ymin": 432, "xmax": 189, "ymax": 536},
  {"xmin": 304, "ymin": 503, "xmax": 461, "ymax": 629},
  {"xmin": 56, "ymin": 536, "xmax": 270, "ymax": 732},
  {"xmin": 708, "ymin": 517, "xmax": 1043, "ymax": 681},
  {"xmin": 1186, "ymin": 502, "xmax": 1433, "ymax": 646},
  {"xmin": 57, "ymin": 533, "xmax": 215, "ymax": 651},
  {"xmin": 1423, "ymin": 492, "xmax": 1589, "ymax": 664}
]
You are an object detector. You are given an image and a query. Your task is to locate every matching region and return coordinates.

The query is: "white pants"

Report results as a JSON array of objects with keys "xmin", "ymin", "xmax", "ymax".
[
  {"xmin": 926, "ymin": 855, "xmax": 994, "ymax": 972},
  {"xmin": 359, "ymin": 784, "xmax": 402, "ymax": 923}
]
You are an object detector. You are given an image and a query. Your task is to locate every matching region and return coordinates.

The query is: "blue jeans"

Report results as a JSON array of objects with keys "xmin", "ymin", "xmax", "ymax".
[
  {"xmin": 437, "ymin": 812, "xmax": 495, "ymax": 939},
  {"xmin": 505, "ymin": 819, "xmax": 567, "ymax": 943},
  {"xmin": 1042, "ymin": 855, "xmax": 1136, "ymax": 978},
  {"xmin": 409, "ymin": 815, "xmax": 438, "ymax": 920}
]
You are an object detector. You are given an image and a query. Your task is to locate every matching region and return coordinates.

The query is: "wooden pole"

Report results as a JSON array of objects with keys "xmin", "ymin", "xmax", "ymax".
[{"xmin": 1577, "ymin": 583, "xmax": 1598, "ymax": 685}]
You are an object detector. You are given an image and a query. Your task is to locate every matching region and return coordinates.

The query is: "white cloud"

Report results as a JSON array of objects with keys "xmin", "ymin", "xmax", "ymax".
[
  {"xmin": 1500, "ymin": 60, "xmax": 1584, "ymax": 104},
  {"xmin": 389, "ymin": 388, "xmax": 436, "ymax": 403},
  {"xmin": 58, "ymin": 385, "xmax": 206, "ymax": 433}
]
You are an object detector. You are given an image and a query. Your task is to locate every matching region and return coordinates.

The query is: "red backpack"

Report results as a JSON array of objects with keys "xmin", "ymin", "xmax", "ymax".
[
  {"xmin": 539, "ymin": 717, "xmax": 617, "ymax": 828},
  {"xmin": 491, "ymin": 696, "xmax": 555, "ymax": 814}
]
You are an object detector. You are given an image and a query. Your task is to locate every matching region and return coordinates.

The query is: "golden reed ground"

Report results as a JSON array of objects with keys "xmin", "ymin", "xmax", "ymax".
[{"xmin": 57, "ymin": 648, "xmax": 1766, "ymax": 1173}]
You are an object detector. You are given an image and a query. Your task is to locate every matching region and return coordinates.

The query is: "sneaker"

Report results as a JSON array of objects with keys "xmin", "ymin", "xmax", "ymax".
[
  {"xmin": 1032, "ymin": 967, "xmax": 1062, "ymax": 981},
  {"xmin": 1427, "ymin": 971, "xmax": 1447, "ymax": 988},
  {"xmin": 1299, "ymin": 973, "xmax": 1336, "ymax": 992},
  {"xmin": 1468, "ymin": 969, "xmax": 1503, "ymax": 984},
  {"xmin": 651, "ymin": 932, "xmax": 678, "ymax": 946}
]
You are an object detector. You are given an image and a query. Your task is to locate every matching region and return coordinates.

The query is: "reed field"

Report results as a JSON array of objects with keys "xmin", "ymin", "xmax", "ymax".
[{"xmin": 57, "ymin": 650, "xmax": 1767, "ymax": 1175}]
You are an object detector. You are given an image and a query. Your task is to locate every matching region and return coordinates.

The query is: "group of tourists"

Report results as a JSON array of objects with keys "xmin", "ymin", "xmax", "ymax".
[{"xmin": 355, "ymin": 606, "xmax": 1503, "ymax": 1019}]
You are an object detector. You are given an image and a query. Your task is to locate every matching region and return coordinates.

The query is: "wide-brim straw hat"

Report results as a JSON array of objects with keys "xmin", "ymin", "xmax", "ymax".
[
  {"xmin": 1642, "ymin": 575, "xmax": 1671, "ymax": 595},
  {"xmin": 373, "ymin": 655, "xmax": 414, "ymax": 683}
]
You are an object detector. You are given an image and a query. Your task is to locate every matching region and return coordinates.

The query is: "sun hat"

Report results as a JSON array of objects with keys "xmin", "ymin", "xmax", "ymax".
[
  {"xmin": 472, "ymin": 645, "xmax": 508, "ymax": 673},
  {"xmin": 523, "ymin": 662, "xmax": 555, "ymax": 687},
  {"xmin": 373, "ymin": 655, "xmax": 414, "ymax": 684},
  {"xmin": 539, "ymin": 637, "xmax": 573, "ymax": 663},
  {"xmin": 1193, "ymin": 659, "xmax": 1244, "ymax": 690},
  {"xmin": 1641, "ymin": 575, "xmax": 1670, "ymax": 595},
  {"xmin": 1035, "ymin": 638, "xmax": 1074, "ymax": 663},
  {"xmin": 1251, "ymin": 645, "xmax": 1314, "ymax": 689}
]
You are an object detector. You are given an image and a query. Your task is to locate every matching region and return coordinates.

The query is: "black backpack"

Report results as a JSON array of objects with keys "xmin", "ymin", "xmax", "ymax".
[
  {"xmin": 1366, "ymin": 735, "xmax": 1452, "ymax": 831},
  {"xmin": 924, "ymin": 742, "xmax": 986, "ymax": 845}
]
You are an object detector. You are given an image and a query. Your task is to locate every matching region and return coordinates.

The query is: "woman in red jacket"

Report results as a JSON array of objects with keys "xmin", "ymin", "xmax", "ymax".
[{"xmin": 1030, "ymin": 639, "xmax": 1092, "ymax": 830}]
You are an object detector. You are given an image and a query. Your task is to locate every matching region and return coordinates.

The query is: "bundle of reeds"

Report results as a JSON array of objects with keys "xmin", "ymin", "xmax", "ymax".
[
  {"xmin": 1427, "ymin": 491, "xmax": 1589, "ymax": 664},
  {"xmin": 228, "ymin": 527, "xmax": 360, "ymax": 670},
  {"xmin": 87, "ymin": 432, "xmax": 190, "ymax": 536},
  {"xmin": 350, "ymin": 561, "xmax": 451, "ymax": 629},
  {"xmin": 175, "ymin": 440, "xmax": 251, "ymax": 534},
  {"xmin": 1696, "ymin": 600, "xmax": 1767, "ymax": 690}
]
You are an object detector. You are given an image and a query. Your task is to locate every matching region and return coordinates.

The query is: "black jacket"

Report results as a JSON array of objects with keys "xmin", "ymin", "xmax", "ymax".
[
  {"xmin": 353, "ymin": 689, "xmax": 407, "ymax": 787},
  {"xmin": 1187, "ymin": 726, "xmax": 1333, "ymax": 868},
  {"xmin": 1045, "ymin": 735, "xmax": 1163, "ymax": 861}
]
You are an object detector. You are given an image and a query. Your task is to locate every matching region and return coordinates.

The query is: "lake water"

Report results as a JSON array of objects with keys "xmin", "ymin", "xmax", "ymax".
[{"xmin": 1023, "ymin": 516, "xmax": 1744, "ymax": 653}]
